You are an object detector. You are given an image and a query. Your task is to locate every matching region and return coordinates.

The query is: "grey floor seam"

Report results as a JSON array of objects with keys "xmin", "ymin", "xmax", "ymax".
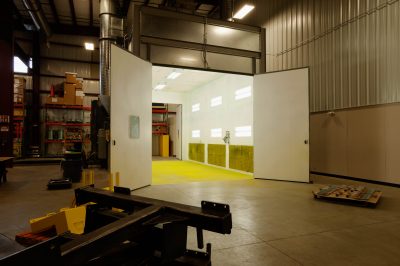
[
  {"xmin": 265, "ymin": 219, "xmax": 399, "ymax": 244},
  {"xmin": 263, "ymin": 241, "xmax": 305, "ymax": 266}
]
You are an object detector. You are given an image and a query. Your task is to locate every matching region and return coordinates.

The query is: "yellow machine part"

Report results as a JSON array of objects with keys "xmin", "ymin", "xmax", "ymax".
[{"xmin": 30, "ymin": 206, "xmax": 86, "ymax": 235}]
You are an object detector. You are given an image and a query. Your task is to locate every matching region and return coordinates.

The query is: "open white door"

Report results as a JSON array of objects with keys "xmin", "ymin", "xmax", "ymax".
[
  {"xmin": 110, "ymin": 45, "xmax": 152, "ymax": 190},
  {"xmin": 253, "ymin": 68, "xmax": 309, "ymax": 182}
]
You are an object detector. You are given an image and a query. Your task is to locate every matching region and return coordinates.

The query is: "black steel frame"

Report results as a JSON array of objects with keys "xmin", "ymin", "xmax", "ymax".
[{"xmin": 0, "ymin": 186, "xmax": 232, "ymax": 265}]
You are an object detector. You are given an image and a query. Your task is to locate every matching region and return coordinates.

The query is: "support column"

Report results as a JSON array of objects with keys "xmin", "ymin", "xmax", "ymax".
[
  {"xmin": 0, "ymin": 0, "xmax": 14, "ymax": 156},
  {"xmin": 31, "ymin": 32, "xmax": 41, "ymax": 148}
]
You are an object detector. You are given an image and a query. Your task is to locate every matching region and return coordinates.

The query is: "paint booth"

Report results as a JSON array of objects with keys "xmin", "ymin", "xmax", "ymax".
[{"xmin": 109, "ymin": 5, "xmax": 310, "ymax": 190}]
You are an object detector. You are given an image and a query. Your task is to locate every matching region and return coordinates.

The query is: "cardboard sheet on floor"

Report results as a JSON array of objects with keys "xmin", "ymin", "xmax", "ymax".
[{"xmin": 313, "ymin": 184, "xmax": 382, "ymax": 207}]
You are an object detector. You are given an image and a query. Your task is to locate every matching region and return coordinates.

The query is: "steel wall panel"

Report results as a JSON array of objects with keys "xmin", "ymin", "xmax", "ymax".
[{"xmin": 259, "ymin": 0, "xmax": 400, "ymax": 112}]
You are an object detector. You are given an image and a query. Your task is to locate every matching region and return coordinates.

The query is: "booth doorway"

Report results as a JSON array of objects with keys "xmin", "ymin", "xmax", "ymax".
[{"xmin": 110, "ymin": 45, "xmax": 309, "ymax": 190}]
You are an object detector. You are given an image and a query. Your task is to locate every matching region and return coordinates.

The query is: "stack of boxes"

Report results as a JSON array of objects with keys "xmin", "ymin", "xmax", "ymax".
[
  {"xmin": 13, "ymin": 77, "xmax": 26, "ymax": 157},
  {"xmin": 14, "ymin": 77, "xmax": 25, "ymax": 105},
  {"xmin": 46, "ymin": 72, "xmax": 85, "ymax": 106}
]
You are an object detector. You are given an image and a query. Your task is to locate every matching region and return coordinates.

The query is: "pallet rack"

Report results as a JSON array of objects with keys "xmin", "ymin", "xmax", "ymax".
[{"xmin": 44, "ymin": 104, "xmax": 91, "ymax": 157}]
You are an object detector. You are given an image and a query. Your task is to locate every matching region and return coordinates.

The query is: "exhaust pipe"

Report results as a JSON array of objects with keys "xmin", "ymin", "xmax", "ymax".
[{"xmin": 99, "ymin": 0, "xmax": 119, "ymax": 97}]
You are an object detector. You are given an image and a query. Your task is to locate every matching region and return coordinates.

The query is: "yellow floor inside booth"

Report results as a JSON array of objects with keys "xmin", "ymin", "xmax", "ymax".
[{"xmin": 152, "ymin": 160, "xmax": 252, "ymax": 185}]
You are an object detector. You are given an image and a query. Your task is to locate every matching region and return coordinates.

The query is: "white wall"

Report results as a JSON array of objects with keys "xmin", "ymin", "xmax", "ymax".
[
  {"xmin": 183, "ymin": 74, "xmax": 253, "ymax": 161},
  {"xmin": 152, "ymin": 90, "xmax": 185, "ymax": 105}
]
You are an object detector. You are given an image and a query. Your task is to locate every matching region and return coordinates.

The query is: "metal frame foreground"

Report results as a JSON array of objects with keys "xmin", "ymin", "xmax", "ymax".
[{"xmin": 1, "ymin": 186, "xmax": 232, "ymax": 265}]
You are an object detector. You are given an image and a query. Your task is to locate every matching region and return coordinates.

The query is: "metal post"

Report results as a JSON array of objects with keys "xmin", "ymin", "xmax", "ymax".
[
  {"xmin": 0, "ymin": 0, "xmax": 14, "ymax": 156},
  {"xmin": 260, "ymin": 28, "xmax": 266, "ymax": 73},
  {"xmin": 32, "ymin": 32, "xmax": 41, "ymax": 148}
]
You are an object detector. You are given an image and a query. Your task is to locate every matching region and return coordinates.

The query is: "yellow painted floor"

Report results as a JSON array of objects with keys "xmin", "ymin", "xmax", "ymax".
[{"xmin": 152, "ymin": 160, "xmax": 253, "ymax": 185}]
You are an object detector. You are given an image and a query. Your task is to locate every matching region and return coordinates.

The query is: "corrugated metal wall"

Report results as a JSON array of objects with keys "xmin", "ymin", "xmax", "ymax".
[
  {"xmin": 40, "ymin": 34, "xmax": 100, "ymax": 95},
  {"xmin": 258, "ymin": 0, "xmax": 400, "ymax": 112}
]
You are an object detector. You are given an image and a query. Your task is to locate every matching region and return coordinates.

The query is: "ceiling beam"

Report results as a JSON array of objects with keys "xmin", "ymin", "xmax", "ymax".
[
  {"xmin": 208, "ymin": 4, "xmax": 220, "ymax": 17},
  {"xmin": 49, "ymin": 0, "xmax": 60, "ymax": 25},
  {"xmin": 68, "ymin": 0, "xmax": 77, "ymax": 26},
  {"xmin": 51, "ymin": 24, "xmax": 99, "ymax": 37},
  {"xmin": 89, "ymin": 0, "xmax": 93, "ymax": 26},
  {"xmin": 14, "ymin": 41, "xmax": 31, "ymax": 67}
]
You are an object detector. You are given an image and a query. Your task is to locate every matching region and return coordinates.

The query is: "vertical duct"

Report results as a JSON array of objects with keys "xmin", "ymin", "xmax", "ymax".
[{"xmin": 99, "ymin": 0, "xmax": 118, "ymax": 96}]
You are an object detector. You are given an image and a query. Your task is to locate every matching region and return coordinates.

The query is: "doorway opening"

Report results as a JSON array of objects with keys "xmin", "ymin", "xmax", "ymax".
[
  {"xmin": 151, "ymin": 66, "xmax": 254, "ymax": 185},
  {"xmin": 110, "ymin": 44, "xmax": 309, "ymax": 190}
]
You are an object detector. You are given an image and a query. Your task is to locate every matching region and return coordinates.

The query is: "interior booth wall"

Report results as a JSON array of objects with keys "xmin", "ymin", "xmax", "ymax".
[{"xmin": 183, "ymin": 74, "xmax": 253, "ymax": 172}]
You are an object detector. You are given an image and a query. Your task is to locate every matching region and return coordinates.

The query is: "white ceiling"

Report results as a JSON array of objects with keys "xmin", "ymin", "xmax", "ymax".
[{"xmin": 152, "ymin": 66, "xmax": 225, "ymax": 93}]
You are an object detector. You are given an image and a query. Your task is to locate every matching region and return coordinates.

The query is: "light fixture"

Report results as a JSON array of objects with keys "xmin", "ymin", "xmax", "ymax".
[
  {"xmin": 235, "ymin": 126, "xmax": 252, "ymax": 137},
  {"xmin": 84, "ymin": 42, "xmax": 94, "ymax": 50},
  {"xmin": 233, "ymin": 4, "xmax": 255, "ymax": 19},
  {"xmin": 180, "ymin": 57, "xmax": 196, "ymax": 62},
  {"xmin": 154, "ymin": 83, "xmax": 166, "ymax": 90},
  {"xmin": 167, "ymin": 69, "xmax": 183, "ymax": 80}
]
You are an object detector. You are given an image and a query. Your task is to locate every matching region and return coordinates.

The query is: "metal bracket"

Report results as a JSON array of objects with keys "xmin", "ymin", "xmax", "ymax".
[{"xmin": 201, "ymin": 201, "xmax": 230, "ymax": 214}]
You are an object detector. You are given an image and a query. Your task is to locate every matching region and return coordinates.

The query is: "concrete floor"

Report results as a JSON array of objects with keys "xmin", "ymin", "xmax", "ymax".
[{"xmin": 1, "ymin": 165, "xmax": 400, "ymax": 265}]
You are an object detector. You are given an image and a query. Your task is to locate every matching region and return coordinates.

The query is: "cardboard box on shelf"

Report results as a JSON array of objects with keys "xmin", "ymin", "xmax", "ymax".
[
  {"xmin": 65, "ymin": 72, "xmax": 77, "ymax": 84},
  {"xmin": 14, "ymin": 94, "xmax": 24, "ymax": 104},
  {"xmin": 75, "ymin": 89, "xmax": 84, "ymax": 106},
  {"xmin": 13, "ymin": 109, "xmax": 24, "ymax": 117},
  {"xmin": 64, "ymin": 83, "xmax": 76, "ymax": 105},
  {"xmin": 46, "ymin": 96, "xmax": 64, "ymax": 105},
  {"xmin": 75, "ymin": 78, "xmax": 83, "ymax": 89}
]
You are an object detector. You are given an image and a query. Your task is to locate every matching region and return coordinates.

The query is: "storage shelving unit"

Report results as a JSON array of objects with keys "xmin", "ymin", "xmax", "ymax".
[
  {"xmin": 44, "ymin": 104, "xmax": 91, "ymax": 157},
  {"xmin": 13, "ymin": 78, "xmax": 26, "ymax": 158},
  {"xmin": 152, "ymin": 104, "xmax": 169, "ymax": 135}
]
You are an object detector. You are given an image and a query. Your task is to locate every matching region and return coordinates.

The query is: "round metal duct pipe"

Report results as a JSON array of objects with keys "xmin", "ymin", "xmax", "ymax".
[
  {"xmin": 22, "ymin": 0, "xmax": 52, "ymax": 38},
  {"xmin": 99, "ymin": 0, "xmax": 118, "ymax": 96}
]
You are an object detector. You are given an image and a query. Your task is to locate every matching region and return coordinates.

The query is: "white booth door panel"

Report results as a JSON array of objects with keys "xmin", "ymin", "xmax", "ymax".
[
  {"xmin": 253, "ymin": 68, "xmax": 309, "ymax": 182},
  {"xmin": 110, "ymin": 45, "xmax": 152, "ymax": 190}
]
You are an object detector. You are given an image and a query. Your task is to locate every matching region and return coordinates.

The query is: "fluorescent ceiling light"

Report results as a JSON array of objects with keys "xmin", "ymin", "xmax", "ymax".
[
  {"xmin": 84, "ymin": 42, "xmax": 94, "ymax": 50},
  {"xmin": 233, "ymin": 4, "xmax": 255, "ymax": 19},
  {"xmin": 181, "ymin": 57, "xmax": 196, "ymax": 62},
  {"xmin": 235, "ymin": 86, "xmax": 252, "ymax": 100},
  {"xmin": 211, "ymin": 96, "xmax": 222, "ymax": 107},
  {"xmin": 167, "ymin": 70, "xmax": 183, "ymax": 80},
  {"xmin": 211, "ymin": 128, "xmax": 222, "ymax": 138},
  {"xmin": 192, "ymin": 130, "xmax": 200, "ymax": 138},
  {"xmin": 235, "ymin": 126, "xmax": 252, "ymax": 137},
  {"xmin": 154, "ymin": 83, "xmax": 166, "ymax": 90},
  {"xmin": 192, "ymin": 103, "xmax": 200, "ymax": 112}
]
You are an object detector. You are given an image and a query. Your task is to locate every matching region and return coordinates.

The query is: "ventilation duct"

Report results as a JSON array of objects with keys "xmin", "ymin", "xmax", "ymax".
[
  {"xmin": 22, "ymin": 0, "xmax": 52, "ymax": 38},
  {"xmin": 99, "ymin": 0, "xmax": 123, "ymax": 98}
]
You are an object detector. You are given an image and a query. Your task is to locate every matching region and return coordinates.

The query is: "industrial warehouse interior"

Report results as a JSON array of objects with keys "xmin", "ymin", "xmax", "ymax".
[{"xmin": 1, "ymin": 0, "xmax": 400, "ymax": 265}]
